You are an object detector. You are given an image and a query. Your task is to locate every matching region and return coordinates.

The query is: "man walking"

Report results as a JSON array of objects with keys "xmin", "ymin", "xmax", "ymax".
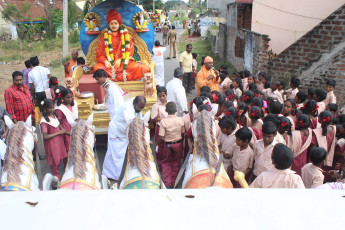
[
  {"xmin": 166, "ymin": 26, "xmax": 177, "ymax": 59},
  {"xmin": 166, "ymin": 67, "xmax": 188, "ymax": 117},
  {"xmin": 162, "ymin": 23, "xmax": 169, "ymax": 46},
  {"xmin": 179, "ymin": 44, "xmax": 193, "ymax": 93}
]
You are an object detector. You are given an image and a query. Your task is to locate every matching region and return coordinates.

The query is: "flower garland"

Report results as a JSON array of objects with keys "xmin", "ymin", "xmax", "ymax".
[
  {"xmin": 133, "ymin": 12, "xmax": 149, "ymax": 32},
  {"xmin": 86, "ymin": 19, "xmax": 95, "ymax": 32}
]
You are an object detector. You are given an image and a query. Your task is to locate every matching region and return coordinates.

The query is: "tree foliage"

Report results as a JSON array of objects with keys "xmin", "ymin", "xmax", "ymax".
[
  {"xmin": 83, "ymin": 0, "xmax": 104, "ymax": 15},
  {"xmin": 141, "ymin": 0, "xmax": 165, "ymax": 12}
]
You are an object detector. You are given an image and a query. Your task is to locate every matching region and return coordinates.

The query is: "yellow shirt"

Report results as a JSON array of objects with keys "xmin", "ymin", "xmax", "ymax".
[{"xmin": 179, "ymin": 51, "xmax": 193, "ymax": 73}]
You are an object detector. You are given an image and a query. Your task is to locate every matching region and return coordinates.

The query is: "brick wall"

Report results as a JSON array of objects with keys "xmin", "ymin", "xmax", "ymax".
[{"xmin": 237, "ymin": 4, "xmax": 252, "ymax": 30}]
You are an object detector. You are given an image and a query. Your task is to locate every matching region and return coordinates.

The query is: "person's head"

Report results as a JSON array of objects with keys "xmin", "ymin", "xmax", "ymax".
[
  {"xmin": 219, "ymin": 73, "xmax": 227, "ymax": 83},
  {"xmin": 249, "ymin": 84, "xmax": 259, "ymax": 97},
  {"xmin": 290, "ymin": 77, "xmax": 300, "ymax": 89},
  {"xmin": 263, "ymin": 114, "xmax": 280, "ymax": 129},
  {"xmin": 204, "ymin": 56, "xmax": 213, "ymax": 70},
  {"xmin": 211, "ymin": 91, "xmax": 220, "ymax": 103},
  {"xmin": 295, "ymin": 109, "xmax": 303, "ymax": 117},
  {"xmin": 48, "ymin": 76, "xmax": 58, "ymax": 88},
  {"xmin": 107, "ymin": 9, "xmax": 122, "ymax": 32},
  {"xmin": 244, "ymin": 69, "xmax": 251, "ymax": 78},
  {"xmin": 269, "ymin": 100, "xmax": 283, "ymax": 115},
  {"xmin": 166, "ymin": 101, "xmax": 177, "ymax": 115},
  {"xmin": 186, "ymin": 44, "xmax": 192, "ymax": 53},
  {"xmin": 24, "ymin": 59, "xmax": 32, "ymax": 68},
  {"xmin": 225, "ymin": 89, "xmax": 236, "ymax": 101},
  {"xmin": 278, "ymin": 116, "xmax": 292, "ymax": 135},
  {"xmin": 172, "ymin": 25, "xmax": 175, "ymax": 29},
  {"xmin": 337, "ymin": 114, "xmax": 345, "ymax": 124},
  {"xmin": 264, "ymin": 81, "xmax": 271, "ymax": 89},
  {"xmin": 93, "ymin": 69, "xmax": 108, "ymax": 85},
  {"xmin": 221, "ymin": 100, "xmax": 233, "ymax": 114},
  {"xmin": 272, "ymin": 144, "xmax": 293, "ymax": 170},
  {"xmin": 314, "ymin": 89, "xmax": 327, "ymax": 102},
  {"xmin": 164, "ymin": 22, "xmax": 167, "ymax": 25},
  {"xmin": 249, "ymin": 106, "xmax": 262, "ymax": 120},
  {"xmin": 77, "ymin": 57, "xmax": 85, "ymax": 65},
  {"xmin": 279, "ymin": 80, "xmax": 286, "ymax": 91},
  {"xmin": 30, "ymin": 56, "xmax": 39, "ymax": 67},
  {"xmin": 296, "ymin": 114, "xmax": 310, "ymax": 130},
  {"xmin": 295, "ymin": 91, "xmax": 307, "ymax": 104},
  {"xmin": 283, "ymin": 99, "xmax": 296, "ymax": 116},
  {"xmin": 71, "ymin": 50, "xmax": 78, "ymax": 60},
  {"xmin": 198, "ymin": 104, "xmax": 212, "ymax": 112},
  {"xmin": 232, "ymin": 77, "xmax": 243, "ymax": 91},
  {"xmin": 42, "ymin": 99, "xmax": 55, "ymax": 120},
  {"xmin": 238, "ymin": 71, "xmax": 244, "ymax": 79},
  {"xmin": 307, "ymin": 88, "xmax": 315, "ymax": 100},
  {"xmin": 219, "ymin": 65, "xmax": 228, "ymax": 72},
  {"xmin": 325, "ymin": 79, "xmax": 336, "ymax": 92},
  {"xmin": 238, "ymin": 102, "xmax": 249, "ymax": 117},
  {"xmin": 221, "ymin": 69, "xmax": 229, "ymax": 76},
  {"xmin": 200, "ymin": 86, "xmax": 211, "ymax": 94},
  {"xmin": 133, "ymin": 96, "xmax": 146, "ymax": 113},
  {"xmin": 231, "ymin": 72, "xmax": 240, "ymax": 81},
  {"xmin": 200, "ymin": 92, "xmax": 212, "ymax": 102},
  {"xmin": 247, "ymin": 75, "xmax": 255, "ymax": 85},
  {"xmin": 235, "ymin": 127, "xmax": 252, "ymax": 147},
  {"xmin": 157, "ymin": 86, "xmax": 167, "ymax": 103},
  {"xmin": 190, "ymin": 96, "xmax": 204, "ymax": 112},
  {"xmin": 214, "ymin": 93, "xmax": 226, "ymax": 105},
  {"xmin": 174, "ymin": 67, "xmax": 184, "ymax": 79},
  {"xmin": 155, "ymin": 40, "xmax": 160, "ymax": 46},
  {"xmin": 258, "ymin": 72, "xmax": 267, "ymax": 83},
  {"xmin": 303, "ymin": 100, "xmax": 318, "ymax": 117},
  {"xmin": 226, "ymin": 106, "xmax": 239, "ymax": 122},
  {"xmin": 242, "ymin": 90, "xmax": 254, "ymax": 105},
  {"xmin": 192, "ymin": 52, "xmax": 197, "ymax": 59},
  {"xmin": 271, "ymin": 80, "xmax": 280, "ymax": 91},
  {"xmin": 56, "ymin": 87, "xmax": 74, "ymax": 106},
  {"xmin": 252, "ymin": 97, "xmax": 263, "ymax": 108},
  {"xmin": 310, "ymin": 147, "xmax": 327, "ymax": 167},
  {"xmin": 326, "ymin": 103, "xmax": 338, "ymax": 115},
  {"xmin": 262, "ymin": 121, "xmax": 277, "ymax": 146},
  {"xmin": 12, "ymin": 71, "xmax": 23, "ymax": 87},
  {"xmin": 219, "ymin": 115, "xmax": 237, "ymax": 135},
  {"xmin": 319, "ymin": 110, "xmax": 333, "ymax": 136},
  {"xmin": 201, "ymin": 56, "xmax": 206, "ymax": 66}
]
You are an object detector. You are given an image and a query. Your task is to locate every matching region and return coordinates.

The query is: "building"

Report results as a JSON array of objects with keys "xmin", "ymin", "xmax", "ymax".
[{"xmin": 207, "ymin": 0, "xmax": 235, "ymax": 18}]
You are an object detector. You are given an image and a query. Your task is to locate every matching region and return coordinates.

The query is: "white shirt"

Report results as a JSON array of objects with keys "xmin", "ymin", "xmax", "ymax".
[
  {"xmin": 166, "ymin": 78, "xmax": 188, "ymax": 117},
  {"xmin": 28, "ymin": 66, "xmax": 50, "ymax": 93},
  {"xmin": 102, "ymin": 79, "xmax": 124, "ymax": 120},
  {"xmin": 0, "ymin": 139, "xmax": 7, "ymax": 169},
  {"xmin": 152, "ymin": 46, "xmax": 167, "ymax": 63},
  {"xmin": 108, "ymin": 98, "xmax": 142, "ymax": 140}
]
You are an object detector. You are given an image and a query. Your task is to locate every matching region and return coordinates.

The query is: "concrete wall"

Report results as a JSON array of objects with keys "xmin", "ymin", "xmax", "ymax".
[
  {"xmin": 251, "ymin": 0, "xmax": 345, "ymax": 54},
  {"xmin": 208, "ymin": 0, "xmax": 235, "ymax": 18}
]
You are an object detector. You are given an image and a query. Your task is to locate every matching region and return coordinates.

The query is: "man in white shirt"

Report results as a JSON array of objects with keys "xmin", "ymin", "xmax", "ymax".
[
  {"xmin": 152, "ymin": 40, "xmax": 167, "ymax": 87},
  {"xmin": 179, "ymin": 44, "xmax": 193, "ymax": 93},
  {"xmin": 93, "ymin": 69, "xmax": 124, "ymax": 119},
  {"xmin": 28, "ymin": 56, "xmax": 51, "ymax": 108},
  {"xmin": 166, "ymin": 67, "xmax": 188, "ymax": 117},
  {"xmin": 102, "ymin": 96, "xmax": 146, "ymax": 181}
]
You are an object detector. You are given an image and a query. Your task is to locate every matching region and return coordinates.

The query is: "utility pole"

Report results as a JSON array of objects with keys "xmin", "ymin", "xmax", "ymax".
[
  {"xmin": 63, "ymin": 0, "xmax": 68, "ymax": 58},
  {"xmin": 153, "ymin": 0, "xmax": 155, "ymax": 12}
]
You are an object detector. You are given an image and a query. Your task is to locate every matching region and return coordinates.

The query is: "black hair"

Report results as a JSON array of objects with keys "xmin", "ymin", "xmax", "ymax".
[
  {"xmin": 263, "ymin": 114, "xmax": 280, "ymax": 129},
  {"xmin": 252, "ymin": 97, "xmax": 263, "ymax": 108},
  {"xmin": 280, "ymin": 80, "xmax": 286, "ymax": 89},
  {"xmin": 200, "ymin": 86, "xmax": 211, "ymax": 94},
  {"xmin": 215, "ymin": 93, "xmax": 226, "ymax": 105},
  {"xmin": 192, "ymin": 53, "xmax": 197, "ymax": 59},
  {"xmin": 56, "ymin": 87, "xmax": 74, "ymax": 106},
  {"xmin": 303, "ymin": 100, "xmax": 318, "ymax": 117},
  {"xmin": 223, "ymin": 100, "xmax": 233, "ymax": 109},
  {"xmin": 155, "ymin": 40, "xmax": 160, "ymax": 46},
  {"xmin": 242, "ymin": 90, "xmax": 254, "ymax": 104},
  {"xmin": 319, "ymin": 111, "xmax": 334, "ymax": 136},
  {"xmin": 272, "ymin": 80, "xmax": 281, "ymax": 87},
  {"xmin": 190, "ymin": 96, "xmax": 204, "ymax": 111},
  {"xmin": 238, "ymin": 102, "xmax": 249, "ymax": 120},
  {"xmin": 238, "ymin": 71, "xmax": 244, "ymax": 79},
  {"xmin": 219, "ymin": 73, "xmax": 227, "ymax": 82},
  {"xmin": 249, "ymin": 106, "xmax": 262, "ymax": 120},
  {"xmin": 172, "ymin": 25, "xmax": 175, "ymax": 29},
  {"xmin": 326, "ymin": 79, "xmax": 336, "ymax": 88},
  {"xmin": 284, "ymin": 99, "xmax": 296, "ymax": 116},
  {"xmin": 200, "ymin": 92, "xmax": 212, "ymax": 102},
  {"xmin": 198, "ymin": 104, "xmax": 212, "ymax": 112},
  {"xmin": 269, "ymin": 100, "xmax": 283, "ymax": 115},
  {"xmin": 232, "ymin": 72, "xmax": 240, "ymax": 79},
  {"xmin": 166, "ymin": 101, "xmax": 177, "ymax": 114},
  {"xmin": 93, "ymin": 69, "xmax": 108, "ymax": 78},
  {"xmin": 295, "ymin": 109, "xmax": 303, "ymax": 117},
  {"xmin": 12, "ymin": 71, "xmax": 23, "ymax": 79},
  {"xmin": 235, "ymin": 127, "xmax": 252, "ymax": 143},
  {"xmin": 24, "ymin": 60, "xmax": 31, "ymax": 68},
  {"xmin": 233, "ymin": 77, "xmax": 243, "ymax": 92},
  {"xmin": 337, "ymin": 114, "xmax": 345, "ymax": 124},
  {"xmin": 219, "ymin": 65, "xmax": 228, "ymax": 70},
  {"xmin": 30, "ymin": 56, "xmax": 39, "ymax": 67},
  {"xmin": 186, "ymin": 44, "xmax": 192, "ymax": 49},
  {"xmin": 310, "ymin": 147, "xmax": 327, "ymax": 165},
  {"xmin": 327, "ymin": 103, "xmax": 338, "ymax": 114},
  {"xmin": 225, "ymin": 89, "xmax": 236, "ymax": 101},
  {"xmin": 278, "ymin": 116, "xmax": 292, "ymax": 135},
  {"xmin": 314, "ymin": 89, "xmax": 327, "ymax": 102},
  {"xmin": 157, "ymin": 86, "xmax": 167, "ymax": 95},
  {"xmin": 221, "ymin": 69, "xmax": 229, "ymax": 76},
  {"xmin": 201, "ymin": 56, "xmax": 206, "ymax": 66},
  {"xmin": 296, "ymin": 114, "xmax": 310, "ymax": 130},
  {"xmin": 42, "ymin": 99, "xmax": 56, "ymax": 122},
  {"xmin": 219, "ymin": 115, "xmax": 236, "ymax": 130},
  {"xmin": 264, "ymin": 81, "xmax": 271, "ymax": 89},
  {"xmin": 248, "ymin": 83, "xmax": 258, "ymax": 91},
  {"xmin": 77, "ymin": 57, "xmax": 85, "ymax": 65},
  {"xmin": 262, "ymin": 121, "xmax": 278, "ymax": 135},
  {"xmin": 244, "ymin": 70, "xmax": 251, "ymax": 77},
  {"xmin": 296, "ymin": 91, "xmax": 307, "ymax": 103},
  {"xmin": 133, "ymin": 96, "xmax": 146, "ymax": 105},
  {"xmin": 272, "ymin": 143, "xmax": 293, "ymax": 170},
  {"xmin": 308, "ymin": 88, "xmax": 315, "ymax": 98},
  {"xmin": 290, "ymin": 77, "xmax": 300, "ymax": 88},
  {"xmin": 49, "ymin": 76, "xmax": 58, "ymax": 88},
  {"xmin": 258, "ymin": 72, "xmax": 267, "ymax": 79}
]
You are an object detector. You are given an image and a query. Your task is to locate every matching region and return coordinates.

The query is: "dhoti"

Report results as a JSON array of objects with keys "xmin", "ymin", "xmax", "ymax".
[
  {"xmin": 154, "ymin": 62, "xmax": 165, "ymax": 86},
  {"xmin": 102, "ymin": 136, "xmax": 128, "ymax": 180}
]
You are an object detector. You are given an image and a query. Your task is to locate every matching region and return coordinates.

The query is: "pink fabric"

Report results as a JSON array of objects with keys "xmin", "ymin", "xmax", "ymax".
[
  {"xmin": 311, "ymin": 126, "xmax": 336, "ymax": 167},
  {"xmin": 291, "ymin": 133, "xmax": 309, "ymax": 176},
  {"xmin": 162, "ymin": 142, "xmax": 183, "ymax": 187},
  {"xmin": 55, "ymin": 109, "xmax": 72, "ymax": 152}
]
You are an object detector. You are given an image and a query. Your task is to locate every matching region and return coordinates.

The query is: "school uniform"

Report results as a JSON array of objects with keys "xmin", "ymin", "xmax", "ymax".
[
  {"xmin": 242, "ymin": 78, "xmax": 248, "ymax": 93},
  {"xmin": 250, "ymin": 168, "xmax": 305, "ymax": 188},
  {"xmin": 316, "ymin": 101, "xmax": 326, "ymax": 115},
  {"xmin": 159, "ymin": 115, "xmax": 185, "ymax": 187},
  {"xmin": 234, "ymin": 88, "xmax": 242, "ymax": 98},
  {"xmin": 217, "ymin": 128, "xmax": 238, "ymax": 171},
  {"xmin": 311, "ymin": 126, "xmax": 336, "ymax": 168},
  {"xmin": 262, "ymin": 88, "xmax": 284, "ymax": 104},
  {"xmin": 285, "ymin": 88, "xmax": 299, "ymax": 100},
  {"xmin": 253, "ymin": 139, "xmax": 277, "ymax": 177},
  {"xmin": 301, "ymin": 163, "xmax": 324, "ymax": 188},
  {"xmin": 323, "ymin": 91, "xmax": 336, "ymax": 107},
  {"xmin": 219, "ymin": 77, "xmax": 231, "ymax": 94},
  {"xmin": 230, "ymin": 145, "xmax": 254, "ymax": 187}
]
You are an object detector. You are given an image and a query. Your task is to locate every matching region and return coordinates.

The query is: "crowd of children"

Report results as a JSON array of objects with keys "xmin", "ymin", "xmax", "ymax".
[{"xmin": 151, "ymin": 68, "xmax": 345, "ymax": 188}]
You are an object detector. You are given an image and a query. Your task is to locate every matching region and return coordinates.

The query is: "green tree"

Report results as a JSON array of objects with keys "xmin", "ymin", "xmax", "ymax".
[{"xmin": 142, "ymin": 0, "xmax": 165, "ymax": 12}]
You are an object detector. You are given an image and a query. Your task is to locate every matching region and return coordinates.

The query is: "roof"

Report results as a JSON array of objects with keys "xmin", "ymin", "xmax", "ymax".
[{"xmin": 0, "ymin": 0, "xmax": 63, "ymax": 21}]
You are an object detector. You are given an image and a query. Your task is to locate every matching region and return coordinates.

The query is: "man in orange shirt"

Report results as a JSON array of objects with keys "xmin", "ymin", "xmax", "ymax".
[
  {"xmin": 196, "ymin": 56, "xmax": 220, "ymax": 96},
  {"xmin": 64, "ymin": 50, "xmax": 78, "ymax": 77}
]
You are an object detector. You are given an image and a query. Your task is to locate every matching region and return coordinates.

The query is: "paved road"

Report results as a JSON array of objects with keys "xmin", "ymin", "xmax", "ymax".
[{"xmin": 35, "ymin": 29, "xmax": 196, "ymax": 186}]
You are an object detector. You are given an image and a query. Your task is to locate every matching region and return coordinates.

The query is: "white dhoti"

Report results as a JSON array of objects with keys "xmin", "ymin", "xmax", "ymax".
[
  {"xmin": 154, "ymin": 62, "xmax": 165, "ymax": 87},
  {"xmin": 102, "ymin": 136, "xmax": 128, "ymax": 181}
]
